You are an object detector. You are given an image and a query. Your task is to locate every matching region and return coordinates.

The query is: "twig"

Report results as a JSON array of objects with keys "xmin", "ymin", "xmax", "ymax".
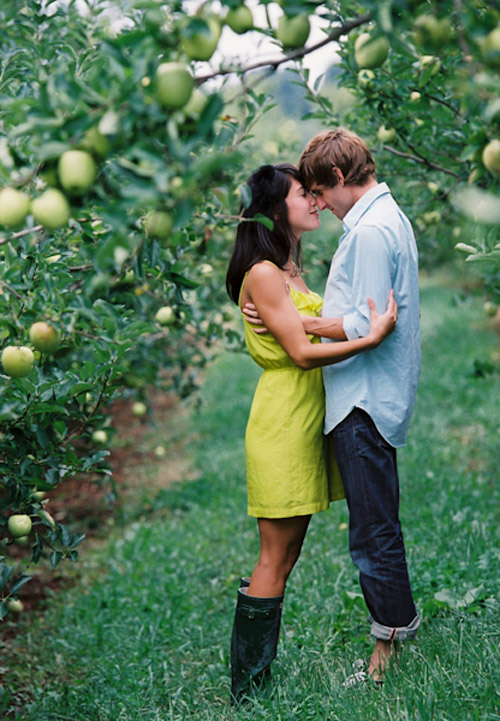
[
  {"xmin": 0, "ymin": 279, "xmax": 25, "ymax": 300},
  {"xmin": 195, "ymin": 13, "xmax": 372, "ymax": 82},
  {"xmin": 421, "ymin": 92, "xmax": 462, "ymax": 117},
  {"xmin": 0, "ymin": 217, "xmax": 99, "ymax": 246},
  {"xmin": 383, "ymin": 144, "xmax": 462, "ymax": 178},
  {"xmin": 0, "ymin": 225, "xmax": 44, "ymax": 245}
]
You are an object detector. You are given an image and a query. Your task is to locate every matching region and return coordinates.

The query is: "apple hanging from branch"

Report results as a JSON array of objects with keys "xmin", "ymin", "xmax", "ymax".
[
  {"xmin": 29, "ymin": 321, "xmax": 61, "ymax": 355},
  {"xmin": 0, "ymin": 187, "xmax": 31, "ymax": 228},
  {"xmin": 1, "ymin": 345, "xmax": 35, "ymax": 378}
]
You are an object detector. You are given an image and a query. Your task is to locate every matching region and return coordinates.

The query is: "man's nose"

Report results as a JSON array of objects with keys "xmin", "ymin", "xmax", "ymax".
[{"xmin": 316, "ymin": 197, "xmax": 326, "ymax": 210}]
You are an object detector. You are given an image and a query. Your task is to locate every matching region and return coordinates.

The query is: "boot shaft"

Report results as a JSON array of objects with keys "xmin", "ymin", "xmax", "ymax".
[{"xmin": 230, "ymin": 587, "xmax": 284, "ymax": 703}]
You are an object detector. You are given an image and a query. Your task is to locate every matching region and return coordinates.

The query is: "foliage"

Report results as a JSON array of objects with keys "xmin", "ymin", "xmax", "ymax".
[{"xmin": 2, "ymin": 277, "xmax": 499, "ymax": 719}]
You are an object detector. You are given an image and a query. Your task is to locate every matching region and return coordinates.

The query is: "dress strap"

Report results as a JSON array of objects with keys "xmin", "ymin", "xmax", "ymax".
[{"xmin": 261, "ymin": 260, "xmax": 291, "ymax": 289}]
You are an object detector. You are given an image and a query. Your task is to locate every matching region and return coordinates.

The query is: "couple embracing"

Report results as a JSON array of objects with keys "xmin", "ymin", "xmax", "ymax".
[{"xmin": 225, "ymin": 127, "xmax": 420, "ymax": 702}]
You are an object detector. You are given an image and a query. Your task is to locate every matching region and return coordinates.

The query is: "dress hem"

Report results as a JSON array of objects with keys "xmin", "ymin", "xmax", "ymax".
[{"xmin": 247, "ymin": 500, "xmax": 331, "ymax": 519}]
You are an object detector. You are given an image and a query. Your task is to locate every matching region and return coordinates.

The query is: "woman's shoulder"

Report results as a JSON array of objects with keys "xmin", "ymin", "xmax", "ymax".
[{"xmin": 246, "ymin": 260, "xmax": 283, "ymax": 283}]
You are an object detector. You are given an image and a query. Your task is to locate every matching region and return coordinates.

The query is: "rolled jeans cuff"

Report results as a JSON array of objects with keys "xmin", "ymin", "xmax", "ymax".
[{"xmin": 368, "ymin": 613, "xmax": 421, "ymax": 642}]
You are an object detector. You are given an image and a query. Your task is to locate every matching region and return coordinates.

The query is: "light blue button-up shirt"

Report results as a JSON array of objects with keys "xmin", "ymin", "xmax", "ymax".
[{"xmin": 322, "ymin": 182, "xmax": 420, "ymax": 447}]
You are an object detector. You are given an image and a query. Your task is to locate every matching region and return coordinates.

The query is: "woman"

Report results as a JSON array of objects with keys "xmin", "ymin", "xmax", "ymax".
[{"xmin": 225, "ymin": 164, "xmax": 397, "ymax": 703}]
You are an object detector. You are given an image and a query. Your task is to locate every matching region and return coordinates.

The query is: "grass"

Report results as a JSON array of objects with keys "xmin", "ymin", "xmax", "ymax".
[{"xmin": 3, "ymin": 270, "xmax": 500, "ymax": 720}]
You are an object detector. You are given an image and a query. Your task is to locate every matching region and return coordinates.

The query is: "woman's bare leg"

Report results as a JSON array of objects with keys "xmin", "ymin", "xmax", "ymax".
[{"xmin": 248, "ymin": 515, "xmax": 311, "ymax": 598}]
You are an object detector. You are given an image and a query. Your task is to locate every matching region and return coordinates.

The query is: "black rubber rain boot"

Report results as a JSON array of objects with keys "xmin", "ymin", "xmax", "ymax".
[{"xmin": 230, "ymin": 586, "xmax": 283, "ymax": 704}]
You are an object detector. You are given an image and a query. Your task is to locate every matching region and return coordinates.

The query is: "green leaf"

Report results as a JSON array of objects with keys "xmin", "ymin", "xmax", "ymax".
[
  {"xmin": 253, "ymin": 213, "xmax": 274, "ymax": 230},
  {"xmin": 9, "ymin": 574, "xmax": 32, "ymax": 596},
  {"xmin": 237, "ymin": 183, "xmax": 252, "ymax": 210}
]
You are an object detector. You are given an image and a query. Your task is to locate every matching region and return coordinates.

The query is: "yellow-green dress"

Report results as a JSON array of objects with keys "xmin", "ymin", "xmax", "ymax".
[{"xmin": 240, "ymin": 264, "xmax": 344, "ymax": 518}]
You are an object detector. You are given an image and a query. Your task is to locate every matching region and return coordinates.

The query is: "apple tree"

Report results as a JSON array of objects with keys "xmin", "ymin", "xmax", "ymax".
[{"xmin": 0, "ymin": 0, "xmax": 271, "ymax": 616}]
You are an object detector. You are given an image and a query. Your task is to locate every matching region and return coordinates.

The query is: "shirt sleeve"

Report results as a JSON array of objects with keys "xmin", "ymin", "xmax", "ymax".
[{"xmin": 342, "ymin": 224, "xmax": 396, "ymax": 340}]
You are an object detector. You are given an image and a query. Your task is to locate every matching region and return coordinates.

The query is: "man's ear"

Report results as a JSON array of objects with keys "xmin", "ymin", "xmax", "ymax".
[{"xmin": 332, "ymin": 166, "xmax": 345, "ymax": 186}]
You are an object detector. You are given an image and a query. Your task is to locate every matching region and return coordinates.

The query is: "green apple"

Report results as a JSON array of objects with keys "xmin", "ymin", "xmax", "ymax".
[
  {"xmin": 16, "ymin": 535, "xmax": 30, "ymax": 546},
  {"xmin": 8, "ymin": 514, "xmax": 32, "ymax": 538},
  {"xmin": 132, "ymin": 401, "xmax": 147, "ymax": 417},
  {"xmin": 377, "ymin": 125, "xmax": 396, "ymax": 143},
  {"xmin": 410, "ymin": 91, "xmax": 421, "ymax": 102},
  {"xmin": 427, "ymin": 181, "xmax": 440, "ymax": 194},
  {"xmin": 58, "ymin": 150, "xmax": 96, "ymax": 196},
  {"xmin": 419, "ymin": 54, "xmax": 441, "ymax": 75},
  {"xmin": 31, "ymin": 189, "xmax": 71, "ymax": 229},
  {"xmin": 276, "ymin": 14, "xmax": 310, "ymax": 49},
  {"xmin": 413, "ymin": 14, "xmax": 452, "ymax": 48},
  {"xmin": 7, "ymin": 598, "xmax": 24, "ymax": 613},
  {"xmin": 354, "ymin": 33, "xmax": 390, "ymax": 68},
  {"xmin": 145, "ymin": 210, "xmax": 173, "ymax": 240},
  {"xmin": 170, "ymin": 176, "xmax": 186, "ymax": 198},
  {"xmin": 226, "ymin": 5, "xmax": 253, "ymax": 34},
  {"xmin": 155, "ymin": 306, "xmax": 175, "ymax": 325},
  {"xmin": 79, "ymin": 125, "xmax": 111, "ymax": 158},
  {"xmin": 155, "ymin": 62, "xmax": 194, "ymax": 108},
  {"xmin": 484, "ymin": 301, "xmax": 497, "ymax": 317},
  {"xmin": 92, "ymin": 429, "xmax": 109, "ymax": 446},
  {"xmin": 423, "ymin": 210, "xmax": 441, "ymax": 225},
  {"xmin": 357, "ymin": 69, "xmax": 375, "ymax": 88},
  {"xmin": 183, "ymin": 88, "xmax": 208, "ymax": 119},
  {"xmin": 482, "ymin": 139, "xmax": 500, "ymax": 175},
  {"xmin": 480, "ymin": 24, "xmax": 500, "ymax": 67},
  {"xmin": 143, "ymin": 7, "xmax": 166, "ymax": 29},
  {"xmin": 32, "ymin": 490, "xmax": 45, "ymax": 501},
  {"xmin": 180, "ymin": 15, "xmax": 221, "ymax": 61},
  {"xmin": 38, "ymin": 509, "xmax": 56, "ymax": 528},
  {"xmin": 0, "ymin": 187, "xmax": 31, "ymax": 228},
  {"xmin": 1, "ymin": 345, "xmax": 35, "ymax": 378},
  {"xmin": 29, "ymin": 321, "xmax": 61, "ymax": 354},
  {"xmin": 200, "ymin": 263, "xmax": 214, "ymax": 276},
  {"xmin": 468, "ymin": 168, "xmax": 479, "ymax": 185},
  {"xmin": 154, "ymin": 444, "xmax": 167, "ymax": 458}
]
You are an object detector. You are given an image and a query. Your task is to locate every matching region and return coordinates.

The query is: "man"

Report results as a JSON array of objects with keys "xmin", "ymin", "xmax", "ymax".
[{"xmin": 298, "ymin": 127, "xmax": 421, "ymax": 683}]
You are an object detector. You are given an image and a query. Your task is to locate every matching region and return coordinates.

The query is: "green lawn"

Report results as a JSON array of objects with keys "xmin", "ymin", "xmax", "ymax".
[{"xmin": 3, "ymin": 271, "xmax": 500, "ymax": 721}]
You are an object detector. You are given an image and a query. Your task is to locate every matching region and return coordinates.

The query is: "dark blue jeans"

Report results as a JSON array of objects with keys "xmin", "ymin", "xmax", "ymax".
[{"xmin": 331, "ymin": 408, "xmax": 419, "ymax": 641}]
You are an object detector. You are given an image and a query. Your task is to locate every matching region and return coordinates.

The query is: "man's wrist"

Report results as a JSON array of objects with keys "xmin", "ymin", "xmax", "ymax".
[{"xmin": 301, "ymin": 315, "xmax": 347, "ymax": 340}]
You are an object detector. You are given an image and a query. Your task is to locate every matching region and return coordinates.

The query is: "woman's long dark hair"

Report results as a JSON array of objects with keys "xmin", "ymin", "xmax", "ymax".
[{"xmin": 226, "ymin": 163, "xmax": 304, "ymax": 304}]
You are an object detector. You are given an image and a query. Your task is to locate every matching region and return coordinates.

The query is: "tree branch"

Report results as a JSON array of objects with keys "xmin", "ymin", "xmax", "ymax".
[
  {"xmin": 0, "ymin": 279, "xmax": 25, "ymax": 300},
  {"xmin": 383, "ymin": 144, "xmax": 462, "ymax": 178},
  {"xmin": 195, "ymin": 13, "xmax": 372, "ymax": 83},
  {"xmin": 0, "ymin": 224, "xmax": 44, "ymax": 245},
  {"xmin": 421, "ymin": 91, "xmax": 462, "ymax": 117}
]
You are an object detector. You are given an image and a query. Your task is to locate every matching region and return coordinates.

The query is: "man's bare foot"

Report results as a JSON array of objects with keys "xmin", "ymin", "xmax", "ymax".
[{"xmin": 368, "ymin": 639, "xmax": 398, "ymax": 683}]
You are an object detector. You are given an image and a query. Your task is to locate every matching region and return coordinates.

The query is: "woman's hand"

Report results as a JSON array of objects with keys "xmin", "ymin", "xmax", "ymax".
[
  {"xmin": 366, "ymin": 290, "xmax": 398, "ymax": 347},
  {"xmin": 242, "ymin": 302, "xmax": 269, "ymax": 334}
]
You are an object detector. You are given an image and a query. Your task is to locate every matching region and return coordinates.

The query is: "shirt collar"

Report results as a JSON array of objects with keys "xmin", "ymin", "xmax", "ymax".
[{"xmin": 342, "ymin": 182, "xmax": 391, "ymax": 231}]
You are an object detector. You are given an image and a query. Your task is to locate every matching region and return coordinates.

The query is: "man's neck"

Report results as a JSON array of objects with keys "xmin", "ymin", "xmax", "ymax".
[{"xmin": 349, "ymin": 177, "xmax": 378, "ymax": 207}]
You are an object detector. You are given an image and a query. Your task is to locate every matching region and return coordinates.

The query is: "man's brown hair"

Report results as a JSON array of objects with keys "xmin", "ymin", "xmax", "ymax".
[{"xmin": 299, "ymin": 127, "xmax": 376, "ymax": 189}]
